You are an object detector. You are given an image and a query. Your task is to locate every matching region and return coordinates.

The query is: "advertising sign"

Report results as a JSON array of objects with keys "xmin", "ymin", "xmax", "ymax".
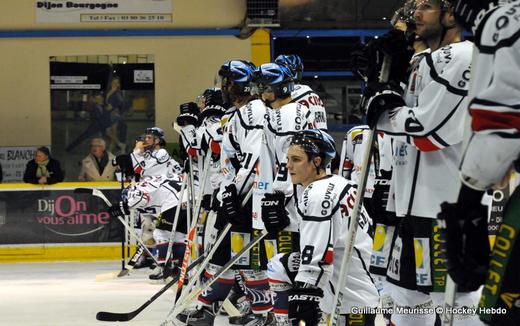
[
  {"xmin": 36, "ymin": 0, "xmax": 172, "ymax": 23},
  {"xmin": 0, "ymin": 189, "xmax": 123, "ymax": 244},
  {"xmin": 0, "ymin": 147, "xmax": 39, "ymax": 183}
]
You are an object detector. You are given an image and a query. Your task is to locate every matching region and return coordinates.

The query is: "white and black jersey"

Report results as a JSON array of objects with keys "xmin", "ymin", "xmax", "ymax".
[
  {"xmin": 291, "ymin": 84, "xmax": 328, "ymax": 131},
  {"xmin": 220, "ymin": 99, "xmax": 266, "ymax": 197},
  {"xmin": 126, "ymin": 174, "xmax": 183, "ymax": 217},
  {"xmin": 198, "ymin": 115, "xmax": 223, "ymax": 195},
  {"xmin": 460, "ymin": 3, "xmax": 520, "ymax": 190},
  {"xmin": 253, "ymin": 102, "xmax": 315, "ymax": 231},
  {"xmin": 338, "ymin": 125, "xmax": 391, "ymax": 199},
  {"xmin": 131, "ymin": 147, "xmax": 178, "ymax": 178},
  {"xmin": 376, "ymin": 41, "xmax": 474, "ymax": 218},
  {"xmin": 294, "ymin": 175, "xmax": 379, "ymax": 312}
]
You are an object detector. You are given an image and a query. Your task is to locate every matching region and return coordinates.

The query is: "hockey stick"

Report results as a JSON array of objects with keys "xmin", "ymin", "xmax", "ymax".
[
  {"xmin": 329, "ymin": 55, "xmax": 392, "ymax": 326},
  {"xmin": 173, "ymin": 187, "xmax": 254, "ymax": 308},
  {"xmin": 172, "ymin": 185, "xmax": 253, "ymax": 310},
  {"xmin": 73, "ymin": 188, "xmax": 160, "ymax": 267},
  {"xmin": 163, "ymin": 228, "xmax": 268, "ymax": 324},
  {"xmin": 163, "ymin": 172, "xmax": 188, "ymax": 279},
  {"xmin": 115, "ymin": 245, "xmax": 145, "ymax": 277},
  {"xmin": 95, "ymin": 254, "xmax": 205, "ymax": 322}
]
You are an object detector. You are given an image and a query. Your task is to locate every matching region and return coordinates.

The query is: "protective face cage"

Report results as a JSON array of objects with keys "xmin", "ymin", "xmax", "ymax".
[
  {"xmin": 391, "ymin": 0, "xmax": 417, "ymax": 28},
  {"xmin": 413, "ymin": 0, "xmax": 452, "ymax": 13}
]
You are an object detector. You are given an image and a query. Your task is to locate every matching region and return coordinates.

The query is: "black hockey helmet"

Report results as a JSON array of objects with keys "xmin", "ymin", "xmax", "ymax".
[
  {"xmin": 218, "ymin": 60, "xmax": 256, "ymax": 105},
  {"xmin": 254, "ymin": 63, "xmax": 295, "ymax": 99},
  {"xmin": 290, "ymin": 129, "xmax": 336, "ymax": 170},
  {"xmin": 275, "ymin": 54, "xmax": 304, "ymax": 82}
]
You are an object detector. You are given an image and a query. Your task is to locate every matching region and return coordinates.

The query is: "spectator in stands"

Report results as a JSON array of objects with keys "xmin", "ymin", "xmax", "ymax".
[
  {"xmin": 78, "ymin": 138, "xmax": 117, "ymax": 182},
  {"xmin": 65, "ymin": 93, "xmax": 111, "ymax": 152},
  {"xmin": 23, "ymin": 147, "xmax": 64, "ymax": 185},
  {"xmin": 0, "ymin": 162, "xmax": 3, "ymax": 183}
]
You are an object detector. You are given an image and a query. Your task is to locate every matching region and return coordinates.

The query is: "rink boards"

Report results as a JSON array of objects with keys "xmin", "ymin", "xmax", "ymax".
[{"xmin": 0, "ymin": 182, "xmax": 134, "ymax": 263}]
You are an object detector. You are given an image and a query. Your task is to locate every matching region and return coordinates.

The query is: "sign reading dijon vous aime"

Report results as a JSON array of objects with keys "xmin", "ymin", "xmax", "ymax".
[
  {"xmin": 35, "ymin": 0, "xmax": 173, "ymax": 23},
  {"xmin": 0, "ymin": 189, "xmax": 123, "ymax": 244}
]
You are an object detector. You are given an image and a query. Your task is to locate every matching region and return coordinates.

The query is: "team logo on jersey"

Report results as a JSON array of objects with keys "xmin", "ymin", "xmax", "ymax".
[
  {"xmin": 350, "ymin": 129, "xmax": 364, "ymax": 145},
  {"xmin": 231, "ymin": 232, "xmax": 250, "ymax": 266},
  {"xmin": 370, "ymin": 225, "xmax": 395, "ymax": 268},
  {"xmin": 264, "ymin": 239, "xmax": 277, "ymax": 260},
  {"xmin": 373, "ymin": 225, "xmax": 387, "ymax": 252},
  {"xmin": 414, "ymin": 238, "xmax": 432, "ymax": 286}
]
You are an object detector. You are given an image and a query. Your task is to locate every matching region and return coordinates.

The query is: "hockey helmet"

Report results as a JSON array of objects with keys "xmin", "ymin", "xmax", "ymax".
[
  {"xmin": 218, "ymin": 60, "xmax": 256, "ymax": 104},
  {"xmin": 289, "ymin": 129, "xmax": 336, "ymax": 170},
  {"xmin": 254, "ymin": 63, "xmax": 295, "ymax": 99},
  {"xmin": 275, "ymin": 54, "xmax": 304, "ymax": 82},
  {"xmin": 145, "ymin": 127, "xmax": 166, "ymax": 148}
]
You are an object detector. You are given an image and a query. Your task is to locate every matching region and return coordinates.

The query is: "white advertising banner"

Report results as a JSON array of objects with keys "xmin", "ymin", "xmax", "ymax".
[
  {"xmin": 0, "ymin": 147, "xmax": 40, "ymax": 183},
  {"xmin": 36, "ymin": 0, "xmax": 172, "ymax": 23}
]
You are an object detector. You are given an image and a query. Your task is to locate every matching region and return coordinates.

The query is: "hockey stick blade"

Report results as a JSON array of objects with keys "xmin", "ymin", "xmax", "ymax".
[
  {"xmin": 96, "ymin": 254, "xmax": 205, "ymax": 322},
  {"xmin": 74, "ymin": 187, "xmax": 113, "ymax": 207}
]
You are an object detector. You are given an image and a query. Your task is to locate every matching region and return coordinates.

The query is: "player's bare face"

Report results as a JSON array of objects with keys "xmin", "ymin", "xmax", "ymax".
[
  {"xmin": 413, "ymin": 0, "xmax": 442, "ymax": 40},
  {"xmin": 144, "ymin": 134, "xmax": 156, "ymax": 147},
  {"xmin": 287, "ymin": 145, "xmax": 317, "ymax": 187}
]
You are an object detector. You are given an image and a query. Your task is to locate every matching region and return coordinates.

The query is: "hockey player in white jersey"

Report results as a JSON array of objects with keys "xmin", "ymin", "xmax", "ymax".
[
  {"xmin": 131, "ymin": 127, "xmax": 182, "ymax": 178},
  {"xmin": 363, "ymin": 0, "xmax": 482, "ymax": 324},
  {"xmin": 177, "ymin": 61, "xmax": 274, "ymax": 326},
  {"xmin": 274, "ymin": 54, "xmax": 328, "ymax": 131},
  {"xmin": 437, "ymin": 0, "xmax": 520, "ymax": 324},
  {"xmin": 252, "ymin": 63, "xmax": 319, "ymax": 325},
  {"xmin": 194, "ymin": 89, "xmax": 227, "ymax": 245},
  {"xmin": 266, "ymin": 129, "xmax": 379, "ymax": 326},
  {"xmin": 109, "ymin": 174, "xmax": 188, "ymax": 281}
]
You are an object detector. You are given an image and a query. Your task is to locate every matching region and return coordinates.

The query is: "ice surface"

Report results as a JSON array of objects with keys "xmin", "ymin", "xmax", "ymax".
[{"xmin": 0, "ymin": 261, "xmax": 385, "ymax": 326}]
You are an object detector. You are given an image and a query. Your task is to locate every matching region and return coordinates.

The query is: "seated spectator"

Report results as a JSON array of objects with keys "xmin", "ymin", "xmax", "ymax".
[
  {"xmin": 23, "ymin": 147, "xmax": 64, "ymax": 185},
  {"xmin": 78, "ymin": 138, "xmax": 117, "ymax": 182},
  {"xmin": 0, "ymin": 162, "xmax": 3, "ymax": 183}
]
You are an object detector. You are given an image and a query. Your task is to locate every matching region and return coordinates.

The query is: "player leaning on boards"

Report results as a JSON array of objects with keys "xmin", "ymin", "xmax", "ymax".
[
  {"xmin": 266, "ymin": 129, "xmax": 379, "ymax": 326},
  {"xmin": 438, "ymin": 0, "xmax": 520, "ymax": 324},
  {"xmin": 363, "ymin": 0, "xmax": 482, "ymax": 324}
]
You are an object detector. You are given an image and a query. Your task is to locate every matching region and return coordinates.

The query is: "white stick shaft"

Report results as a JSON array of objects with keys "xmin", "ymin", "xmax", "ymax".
[{"xmin": 330, "ymin": 54, "xmax": 391, "ymax": 325}]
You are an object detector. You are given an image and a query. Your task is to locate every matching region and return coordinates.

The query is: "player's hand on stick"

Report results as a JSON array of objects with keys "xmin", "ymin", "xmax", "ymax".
[
  {"xmin": 363, "ymin": 82, "xmax": 405, "ymax": 128},
  {"xmin": 108, "ymin": 201, "xmax": 130, "ymax": 218},
  {"xmin": 288, "ymin": 283, "xmax": 323, "ymax": 326},
  {"xmin": 220, "ymin": 184, "xmax": 244, "ymax": 227},
  {"xmin": 261, "ymin": 191, "xmax": 290, "ymax": 233},
  {"xmin": 437, "ymin": 184, "xmax": 490, "ymax": 292}
]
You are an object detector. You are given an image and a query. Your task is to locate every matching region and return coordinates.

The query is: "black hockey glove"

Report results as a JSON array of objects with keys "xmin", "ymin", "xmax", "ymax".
[
  {"xmin": 349, "ymin": 42, "xmax": 372, "ymax": 81},
  {"xmin": 288, "ymin": 284, "xmax": 323, "ymax": 326},
  {"xmin": 220, "ymin": 184, "xmax": 245, "ymax": 227},
  {"xmin": 113, "ymin": 154, "xmax": 134, "ymax": 177},
  {"xmin": 363, "ymin": 82, "xmax": 405, "ymax": 128},
  {"xmin": 373, "ymin": 29, "xmax": 415, "ymax": 84},
  {"xmin": 203, "ymin": 89, "xmax": 224, "ymax": 107},
  {"xmin": 176, "ymin": 102, "xmax": 200, "ymax": 127},
  {"xmin": 371, "ymin": 169, "xmax": 398, "ymax": 225},
  {"xmin": 437, "ymin": 184, "xmax": 489, "ymax": 292},
  {"xmin": 261, "ymin": 192, "xmax": 290, "ymax": 233},
  {"xmin": 108, "ymin": 201, "xmax": 130, "ymax": 219}
]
